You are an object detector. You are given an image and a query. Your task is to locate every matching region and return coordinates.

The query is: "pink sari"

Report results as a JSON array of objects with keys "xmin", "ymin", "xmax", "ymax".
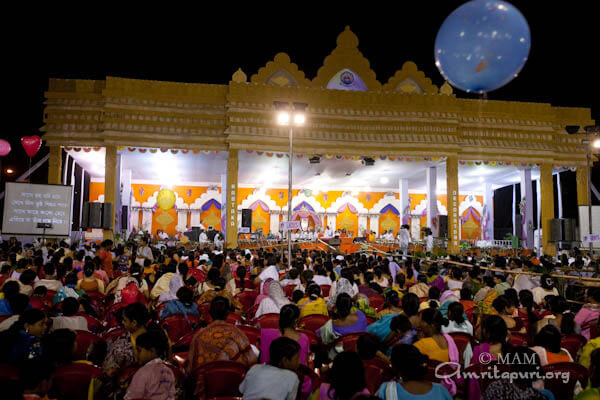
[{"xmin": 254, "ymin": 278, "xmax": 273, "ymax": 306}]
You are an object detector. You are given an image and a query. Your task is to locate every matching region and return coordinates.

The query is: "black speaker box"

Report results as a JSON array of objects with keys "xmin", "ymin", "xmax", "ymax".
[
  {"xmin": 102, "ymin": 203, "xmax": 113, "ymax": 230},
  {"xmin": 121, "ymin": 205, "xmax": 128, "ymax": 230},
  {"xmin": 437, "ymin": 215, "xmax": 448, "ymax": 238},
  {"xmin": 82, "ymin": 202, "xmax": 104, "ymax": 229},
  {"xmin": 241, "ymin": 209, "xmax": 252, "ymax": 228},
  {"xmin": 189, "ymin": 227, "xmax": 201, "ymax": 242},
  {"xmin": 514, "ymin": 214, "xmax": 523, "ymax": 239}
]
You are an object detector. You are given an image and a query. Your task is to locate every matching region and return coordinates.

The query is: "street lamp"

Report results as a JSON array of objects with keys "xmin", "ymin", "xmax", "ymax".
[
  {"xmin": 274, "ymin": 101, "xmax": 308, "ymax": 269},
  {"xmin": 584, "ymin": 125, "xmax": 600, "ymax": 256}
]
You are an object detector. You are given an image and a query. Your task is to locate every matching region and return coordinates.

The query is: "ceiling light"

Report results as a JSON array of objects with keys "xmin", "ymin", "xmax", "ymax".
[
  {"xmin": 5, "ymin": 168, "xmax": 14, "ymax": 175},
  {"xmin": 293, "ymin": 113, "xmax": 305, "ymax": 125},
  {"xmin": 309, "ymin": 155, "xmax": 320, "ymax": 164},
  {"xmin": 362, "ymin": 157, "xmax": 375, "ymax": 166},
  {"xmin": 478, "ymin": 177, "xmax": 485, "ymax": 183},
  {"xmin": 593, "ymin": 138, "xmax": 600, "ymax": 149},
  {"xmin": 277, "ymin": 111, "xmax": 290, "ymax": 126},
  {"xmin": 380, "ymin": 177, "xmax": 389, "ymax": 184}
]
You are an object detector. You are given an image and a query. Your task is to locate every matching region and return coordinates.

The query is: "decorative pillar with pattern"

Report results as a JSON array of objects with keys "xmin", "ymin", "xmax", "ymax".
[
  {"xmin": 577, "ymin": 166, "xmax": 589, "ymax": 207},
  {"xmin": 226, "ymin": 150, "xmax": 239, "ymax": 248},
  {"xmin": 270, "ymin": 211, "xmax": 280, "ymax": 234},
  {"xmin": 358, "ymin": 214, "xmax": 368, "ymax": 236},
  {"xmin": 446, "ymin": 156, "xmax": 459, "ymax": 255},
  {"xmin": 48, "ymin": 146, "xmax": 62, "ymax": 185},
  {"xmin": 426, "ymin": 167, "xmax": 438, "ymax": 237},
  {"xmin": 540, "ymin": 164, "xmax": 555, "ymax": 256},
  {"xmin": 370, "ymin": 214, "xmax": 379, "ymax": 236},
  {"xmin": 520, "ymin": 169, "xmax": 534, "ymax": 249},
  {"xmin": 103, "ymin": 146, "xmax": 118, "ymax": 240}
]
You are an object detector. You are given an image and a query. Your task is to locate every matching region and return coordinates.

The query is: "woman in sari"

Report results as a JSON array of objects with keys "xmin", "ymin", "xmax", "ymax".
[
  {"xmin": 254, "ymin": 281, "xmax": 291, "ymax": 319},
  {"xmin": 157, "ymin": 273, "xmax": 183, "ymax": 304},
  {"xmin": 328, "ymin": 273, "xmax": 358, "ymax": 309},
  {"xmin": 318, "ymin": 293, "xmax": 367, "ymax": 358},
  {"xmin": 297, "ymin": 283, "xmax": 328, "ymax": 318}
]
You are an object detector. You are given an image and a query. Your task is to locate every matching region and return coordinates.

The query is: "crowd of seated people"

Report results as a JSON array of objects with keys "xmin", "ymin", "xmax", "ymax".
[{"xmin": 0, "ymin": 236, "xmax": 599, "ymax": 400}]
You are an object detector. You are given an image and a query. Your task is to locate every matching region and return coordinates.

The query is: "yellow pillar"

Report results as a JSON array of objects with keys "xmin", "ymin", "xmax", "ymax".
[
  {"xmin": 577, "ymin": 166, "xmax": 589, "ymax": 206},
  {"xmin": 446, "ymin": 155, "xmax": 460, "ymax": 255},
  {"xmin": 47, "ymin": 146, "xmax": 62, "ymax": 185},
  {"xmin": 540, "ymin": 163, "xmax": 555, "ymax": 256},
  {"xmin": 226, "ymin": 149, "xmax": 239, "ymax": 248},
  {"xmin": 103, "ymin": 145, "xmax": 117, "ymax": 241}
]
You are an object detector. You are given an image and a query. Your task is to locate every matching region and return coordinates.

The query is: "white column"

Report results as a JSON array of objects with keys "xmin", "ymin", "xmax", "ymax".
[
  {"xmin": 190, "ymin": 210, "xmax": 201, "ymax": 227},
  {"xmin": 512, "ymin": 184, "xmax": 517, "ymax": 236},
  {"xmin": 237, "ymin": 210, "xmax": 243, "ymax": 228},
  {"xmin": 319, "ymin": 213, "xmax": 326, "ymax": 230},
  {"xmin": 129, "ymin": 208, "xmax": 139, "ymax": 230},
  {"xmin": 115, "ymin": 154, "xmax": 122, "ymax": 231},
  {"xmin": 221, "ymin": 173, "xmax": 227, "ymax": 236},
  {"xmin": 328, "ymin": 214, "xmax": 336, "ymax": 231},
  {"xmin": 270, "ymin": 211, "xmax": 280, "ymax": 234},
  {"xmin": 399, "ymin": 179, "xmax": 409, "ymax": 225},
  {"xmin": 141, "ymin": 210, "xmax": 153, "ymax": 233},
  {"xmin": 520, "ymin": 169, "xmax": 534, "ymax": 248},
  {"xmin": 483, "ymin": 182, "xmax": 494, "ymax": 240},
  {"xmin": 370, "ymin": 214, "xmax": 379, "ymax": 236},
  {"xmin": 536, "ymin": 178, "xmax": 542, "ymax": 253},
  {"xmin": 358, "ymin": 214, "xmax": 368, "ymax": 235},
  {"xmin": 426, "ymin": 167, "xmax": 438, "ymax": 236},
  {"xmin": 177, "ymin": 210, "xmax": 188, "ymax": 231}
]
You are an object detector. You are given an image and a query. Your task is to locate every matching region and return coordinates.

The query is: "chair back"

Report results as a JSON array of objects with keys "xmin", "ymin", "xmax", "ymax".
[
  {"xmin": 235, "ymin": 290, "xmax": 259, "ymax": 313},
  {"xmin": 297, "ymin": 328, "xmax": 320, "ymax": 346},
  {"xmin": 284, "ymin": 285, "xmax": 296, "ymax": 299},
  {"xmin": 102, "ymin": 326, "xmax": 127, "ymax": 342},
  {"xmin": 74, "ymin": 330, "xmax": 104, "ymax": 361},
  {"xmin": 226, "ymin": 312, "xmax": 244, "ymax": 325},
  {"xmin": 561, "ymin": 334, "xmax": 587, "ymax": 360},
  {"xmin": 543, "ymin": 362, "xmax": 589, "ymax": 400},
  {"xmin": 320, "ymin": 285, "xmax": 331, "ymax": 297},
  {"xmin": 425, "ymin": 359, "xmax": 457, "ymax": 384},
  {"xmin": 508, "ymin": 332, "xmax": 528, "ymax": 347},
  {"xmin": 173, "ymin": 330, "xmax": 198, "ymax": 353},
  {"xmin": 192, "ymin": 360, "xmax": 248, "ymax": 398},
  {"xmin": 333, "ymin": 332, "xmax": 374, "ymax": 352},
  {"xmin": 582, "ymin": 318, "xmax": 600, "ymax": 339},
  {"xmin": 237, "ymin": 325, "xmax": 260, "ymax": 346},
  {"xmin": 254, "ymin": 313, "xmax": 280, "ymax": 329},
  {"xmin": 161, "ymin": 314, "xmax": 201, "ymax": 343},
  {"xmin": 448, "ymin": 332, "xmax": 473, "ymax": 365},
  {"xmin": 363, "ymin": 358, "xmax": 394, "ymax": 394},
  {"xmin": 75, "ymin": 312, "xmax": 103, "ymax": 333},
  {"xmin": 298, "ymin": 314, "xmax": 330, "ymax": 333},
  {"xmin": 368, "ymin": 295, "xmax": 385, "ymax": 311},
  {"xmin": 53, "ymin": 362, "xmax": 103, "ymax": 400}
]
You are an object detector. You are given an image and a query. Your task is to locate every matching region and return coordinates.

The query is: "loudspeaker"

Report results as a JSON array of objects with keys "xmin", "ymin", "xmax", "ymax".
[
  {"xmin": 437, "ymin": 215, "xmax": 448, "ymax": 238},
  {"xmin": 563, "ymin": 219, "xmax": 576, "ymax": 242},
  {"xmin": 102, "ymin": 203, "xmax": 113, "ymax": 230},
  {"xmin": 82, "ymin": 202, "xmax": 104, "ymax": 229},
  {"xmin": 550, "ymin": 218, "xmax": 577, "ymax": 242},
  {"xmin": 514, "ymin": 214, "xmax": 523, "ymax": 239},
  {"xmin": 121, "ymin": 206, "xmax": 128, "ymax": 230},
  {"xmin": 241, "ymin": 209, "xmax": 252, "ymax": 228}
]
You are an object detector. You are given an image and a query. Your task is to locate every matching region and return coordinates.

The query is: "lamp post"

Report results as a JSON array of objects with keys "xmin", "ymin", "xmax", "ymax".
[
  {"xmin": 584, "ymin": 125, "xmax": 600, "ymax": 256},
  {"xmin": 274, "ymin": 101, "xmax": 307, "ymax": 269}
]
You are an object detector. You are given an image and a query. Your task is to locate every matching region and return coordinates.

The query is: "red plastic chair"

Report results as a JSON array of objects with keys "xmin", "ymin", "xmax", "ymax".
[
  {"xmin": 298, "ymin": 314, "xmax": 330, "ymax": 333},
  {"xmin": 332, "ymin": 332, "xmax": 374, "ymax": 352},
  {"xmin": 320, "ymin": 285, "xmax": 331, "ymax": 297},
  {"xmin": 173, "ymin": 330, "xmax": 197, "ymax": 352},
  {"xmin": 366, "ymin": 316, "xmax": 376, "ymax": 326},
  {"xmin": 155, "ymin": 301, "xmax": 169, "ymax": 318},
  {"xmin": 53, "ymin": 362, "xmax": 103, "ymax": 400},
  {"xmin": 254, "ymin": 313, "xmax": 280, "ymax": 329},
  {"xmin": 368, "ymin": 295, "xmax": 385, "ymax": 311},
  {"xmin": 74, "ymin": 330, "xmax": 104, "ymax": 361},
  {"xmin": 102, "ymin": 326, "xmax": 127, "ymax": 342},
  {"xmin": 561, "ymin": 334, "xmax": 587, "ymax": 360},
  {"xmin": 236, "ymin": 279, "xmax": 256, "ymax": 290},
  {"xmin": 297, "ymin": 328, "xmax": 320, "ymax": 346},
  {"xmin": 363, "ymin": 358, "xmax": 394, "ymax": 394},
  {"xmin": 247, "ymin": 303, "xmax": 260, "ymax": 320},
  {"xmin": 226, "ymin": 312, "xmax": 244, "ymax": 325},
  {"xmin": 284, "ymin": 285, "xmax": 296, "ymax": 299},
  {"xmin": 161, "ymin": 314, "xmax": 201, "ymax": 343},
  {"xmin": 424, "ymin": 359, "xmax": 456, "ymax": 384},
  {"xmin": 191, "ymin": 360, "xmax": 248, "ymax": 398},
  {"xmin": 198, "ymin": 302, "xmax": 212, "ymax": 322},
  {"xmin": 45, "ymin": 289, "xmax": 57, "ymax": 304},
  {"xmin": 508, "ymin": 332, "xmax": 528, "ymax": 347},
  {"xmin": 171, "ymin": 351, "xmax": 188, "ymax": 371},
  {"xmin": 238, "ymin": 324, "xmax": 260, "ymax": 346},
  {"xmin": 74, "ymin": 312, "xmax": 103, "ymax": 333},
  {"xmin": 543, "ymin": 362, "xmax": 589, "ymax": 400},
  {"xmin": 449, "ymin": 332, "xmax": 473, "ymax": 365},
  {"xmin": 106, "ymin": 302, "xmax": 127, "ymax": 328},
  {"xmin": 236, "ymin": 290, "xmax": 259, "ymax": 313},
  {"xmin": 582, "ymin": 319, "xmax": 599, "ymax": 339}
]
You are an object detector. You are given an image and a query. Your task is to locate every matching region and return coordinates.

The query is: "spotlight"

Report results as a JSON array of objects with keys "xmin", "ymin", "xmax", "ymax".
[
  {"xmin": 362, "ymin": 157, "xmax": 375, "ymax": 166},
  {"xmin": 565, "ymin": 125, "xmax": 580, "ymax": 134},
  {"xmin": 309, "ymin": 155, "xmax": 321, "ymax": 164}
]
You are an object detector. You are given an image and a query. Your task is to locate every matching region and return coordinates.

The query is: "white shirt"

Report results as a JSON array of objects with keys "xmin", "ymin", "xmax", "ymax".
[
  {"xmin": 240, "ymin": 364, "xmax": 299, "ymax": 400},
  {"xmin": 34, "ymin": 279, "xmax": 63, "ymax": 292},
  {"xmin": 136, "ymin": 246, "xmax": 153, "ymax": 266},
  {"xmin": 426, "ymin": 235, "xmax": 434, "ymax": 251},
  {"xmin": 442, "ymin": 320, "xmax": 474, "ymax": 336},
  {"xmin": 254, "ymin": 297, "xmax": 282, "ymax": 319},
  {"xmin": 199, "ymin": 232, "xmax": 208, "ymax": 242},
  {"xmin": 158, "ymin": 232, "xmax": 169, "ymax": 240},
  {"xmin": 532, "ymin": 287, "xmax": 559, "ymax": 305},
  {"xmin": 0, "ymin": 315, "xmax": 19, "ymax": 332},
  {"xmin": 51, "ymin": 316, "xmax": 88, "ymax": 332},
  {"xmin": 398, "ymin": 229, "xmax": 411, "ymax": 244},
  {"xmin": 313, "ymin": 275, "xmax": 333, "ymax": 286}
]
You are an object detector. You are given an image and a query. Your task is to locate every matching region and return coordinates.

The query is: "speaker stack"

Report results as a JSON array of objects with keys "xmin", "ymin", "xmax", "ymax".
[
  {"xmin": 81, "ymin": 202, "xmax": 113, "ymax": 230},
  {"xmin": 241, "ymin": 209, "xmax": 252, "ymax": 229}
]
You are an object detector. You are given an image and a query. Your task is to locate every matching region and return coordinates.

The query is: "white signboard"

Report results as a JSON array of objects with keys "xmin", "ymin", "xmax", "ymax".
[
  {"xmin": 280, "ymin": 221, "xmax": 301, "ymax": 231},
  {"xmin": 2, "ymin": 182, "xmax": 73, "ymax": 237},
  {"xmin": 238, "ymin": 227, "xmax": 250, "ymax": 234},
  {"xmin": 583, "ymin": 234, "xmax": 600, "ymax": 243}
]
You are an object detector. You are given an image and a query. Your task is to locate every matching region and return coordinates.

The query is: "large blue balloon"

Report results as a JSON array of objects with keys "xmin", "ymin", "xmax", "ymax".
[{"xmin": 434, "ymin": 0, "xmax": 531, "ymax": 93}]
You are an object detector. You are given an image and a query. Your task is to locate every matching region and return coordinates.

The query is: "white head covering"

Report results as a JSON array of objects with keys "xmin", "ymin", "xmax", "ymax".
[{"xmin": 158, "ymin": 275, "xmax": 184, "ymax": 303}]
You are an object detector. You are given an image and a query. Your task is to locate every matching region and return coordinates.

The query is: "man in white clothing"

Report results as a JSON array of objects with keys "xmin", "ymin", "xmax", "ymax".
[
  {"xmin": 135, "ymin": 238, "xmax": 154, "ymax": 266},
  {"xmin": 398, "ymin": 225, "xmax": 411, "ymax": 256}
]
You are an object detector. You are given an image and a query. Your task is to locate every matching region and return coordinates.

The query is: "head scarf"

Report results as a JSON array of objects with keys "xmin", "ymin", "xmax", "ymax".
[
  {"xmin": 159, "ymin": 274, "xmax": 183, "ymax": 303},
  {"xmin": 328, "ymin": 278, "xmax": 353, "ymax": 308},
  {"xmin": 268, "ymin": 281, "xmax": 291, "ymax": 309}
]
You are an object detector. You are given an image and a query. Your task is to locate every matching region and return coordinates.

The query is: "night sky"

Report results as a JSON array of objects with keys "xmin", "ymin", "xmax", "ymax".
[{"xmin": 1, "ymin": 2, "xmax": 598, "ymax": 235}]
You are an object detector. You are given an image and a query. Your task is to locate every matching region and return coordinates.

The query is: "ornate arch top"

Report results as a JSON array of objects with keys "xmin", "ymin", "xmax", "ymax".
[
  {"xmin": 250, "ymin": 52, "xmax": 311, "ymax": 87},
  {"xmin": 189, "ymin": 189, "xmax": 221, "ymax": 209},
  {"xmin": 458, "ymin": 195, "xmax": 483, "ymax": 216},
  {"xmin": 312, "ymin": 26, "xmax": 382, "ymax": 91},
  {"xmin": 413, "ymin": 199, "xmax": 448, "ymax": 216},
  {"xmin": 383, "ymin": 61, "xmax": 439, "ymax": 94},
  {"xmin": 238, "ymin": 190, "xmax": 281, "ymax": 212},
  {"xmin": 326, "ymin": 193, "xmax": 369, "ymax": 214},
  {"xmin": 287, "ymin": 192, "xmax": 326, "ymax": 213},
  {"xmin": 369, "ymin": 194, "xmax": 401, "ymax": 214}
]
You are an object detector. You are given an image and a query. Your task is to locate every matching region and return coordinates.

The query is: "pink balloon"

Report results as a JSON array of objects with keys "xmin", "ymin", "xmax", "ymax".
[
  {"xmin": 21, "ymin": 136, "xmax": 42, "ymax": 158},
  {"xmin": 0, "ymin": 139, "xmax": 10, "ymax": 156}
]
